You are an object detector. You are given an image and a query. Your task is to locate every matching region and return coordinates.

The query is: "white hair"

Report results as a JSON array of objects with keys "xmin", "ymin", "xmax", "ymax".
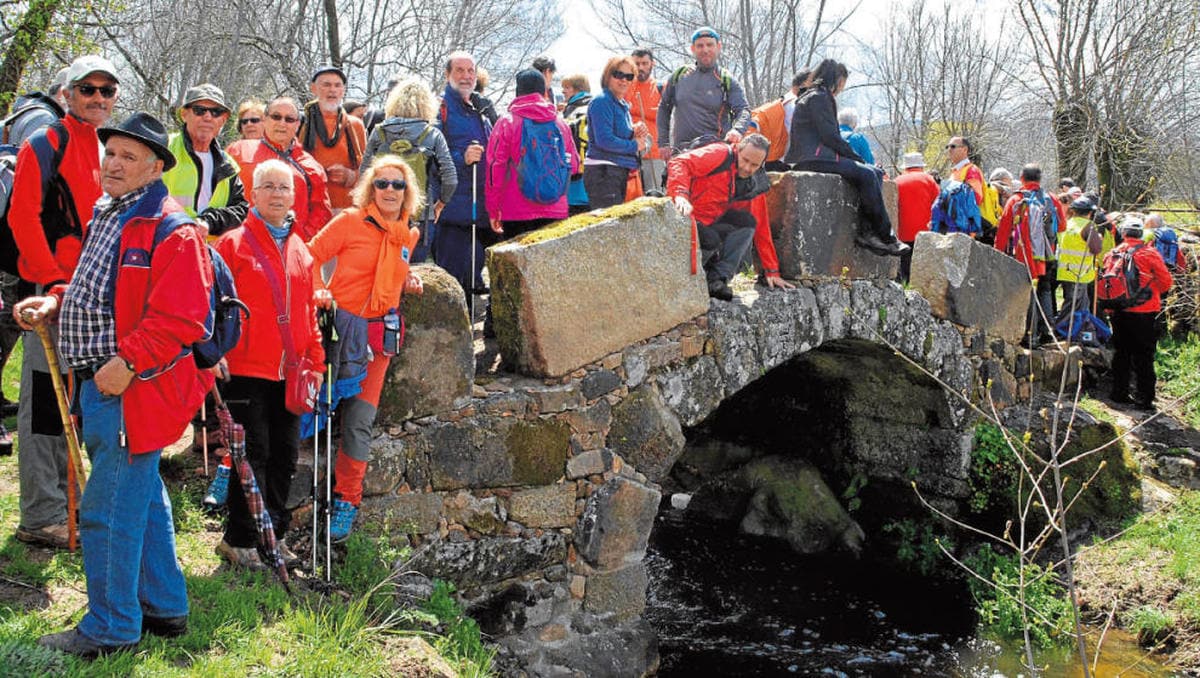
[
  {"xmin": 837, "ymin": 107, "xmax": 859, "ymax": 129},
  {"xmin": 1144, "ymin": 213, "xmax": 1165, "ymax": 229},
  {"xmin": 252, "ymin": 159, "xmax": 294, "ymax": 189}
]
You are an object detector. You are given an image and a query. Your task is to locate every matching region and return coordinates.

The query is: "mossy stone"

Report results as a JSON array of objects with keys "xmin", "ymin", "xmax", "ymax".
[{"xmin": 507, "ymin": 419, "xmax": 571, "ymax": 485}]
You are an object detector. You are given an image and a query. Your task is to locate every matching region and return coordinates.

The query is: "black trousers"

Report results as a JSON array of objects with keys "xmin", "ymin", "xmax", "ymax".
[
  {"xmin": 583, "ymin": 164, "xmax": 630, "ymax": 210},
  {"xmin": 222, "ymin": 376, "xmax": 299, "ymax": 547},
  {"xmin": 1110, "ymin": 311, "xmax": 1159, "ymax": 403}
]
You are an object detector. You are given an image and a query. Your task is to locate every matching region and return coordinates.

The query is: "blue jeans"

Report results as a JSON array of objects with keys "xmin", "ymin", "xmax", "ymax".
[{"xmin": 77, "ymin": 379, "xmax": 188, "ymax": 646}]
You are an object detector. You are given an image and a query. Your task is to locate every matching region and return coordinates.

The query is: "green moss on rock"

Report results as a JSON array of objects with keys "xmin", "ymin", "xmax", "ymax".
[
  {"xmin": 507, "ymin": 419, "xmax": 571, "ymax": 485},
  {"xmin": 398, "ymin": 264, "xmax": 468, "ymax": 330},
  {"xmin": 486, "ymin": 251, "xmax": 526, "ymax": 362},
  {"xmin": 515, "ymin": 197, "xmax": 668, "ymax": 247}
]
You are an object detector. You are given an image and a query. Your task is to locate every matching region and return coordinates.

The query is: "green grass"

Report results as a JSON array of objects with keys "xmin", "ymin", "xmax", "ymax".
[{"xmin": 1155, "ymin": 334, "xmax": 1200, "ymax": 428}]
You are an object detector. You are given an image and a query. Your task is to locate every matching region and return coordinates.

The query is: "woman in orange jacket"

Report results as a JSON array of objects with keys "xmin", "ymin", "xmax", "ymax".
[
  {"xmin": 308, "ymin": 155, "xmax": 424, "ymax": 541},
  {"xmin": 212, "ymin": 158, "xmax": 325, "ymax": 569}
]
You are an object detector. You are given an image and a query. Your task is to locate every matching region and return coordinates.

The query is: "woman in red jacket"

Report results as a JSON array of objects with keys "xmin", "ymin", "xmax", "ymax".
[
  {"xmin": 213, "ymin": 158, "xmax": 325, "ymax": 568},
  {"xmin": 308, "ymin": 155, "xmax": 424, "ymax": 541}
]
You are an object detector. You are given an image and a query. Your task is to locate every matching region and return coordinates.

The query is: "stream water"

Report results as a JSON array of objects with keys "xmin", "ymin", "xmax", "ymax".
[{"xmin": 645, "ymin": 505, "xmax": 1177, "ymax": 677}]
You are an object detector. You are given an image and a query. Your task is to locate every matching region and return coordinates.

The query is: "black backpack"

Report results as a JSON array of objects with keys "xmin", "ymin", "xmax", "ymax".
[{"xmin": 0, "ymin": 120, "xmax": 76, "ymax": 277}]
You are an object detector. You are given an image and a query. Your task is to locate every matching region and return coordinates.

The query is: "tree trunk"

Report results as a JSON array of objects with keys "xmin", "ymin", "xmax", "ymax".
[
  {"xmin": 1052, "ymin": 98, "xmax": 1092, "ymax": 187},
  {"xmin": 0, "ymin": 0, "xmax": 66, "ymax": 113},
  {"xmin": 323, "ymin": 0, "xmax": 342, "ymax": 67}
]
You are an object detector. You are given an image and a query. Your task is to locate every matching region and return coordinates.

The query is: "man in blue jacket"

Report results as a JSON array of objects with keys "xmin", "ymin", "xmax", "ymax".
[{"xmin": 434, "ymin": 51, "xmax": 493, "ymax": 311}]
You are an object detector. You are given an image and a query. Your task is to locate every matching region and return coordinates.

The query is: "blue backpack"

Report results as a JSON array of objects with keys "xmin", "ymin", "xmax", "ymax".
[
  {"xmin": 930, "ymin": 180, "xmax": 982, "ymax": 236},
  {"xmin": 152, "ymin": 213, "xmax": 249, "ymax": 369},
  {"xmin": 516, "ymin": 117, "xmax": 569, "ymax": 204},
  {"xmin": 1054, "ymin": 309, "xmax": 1112, "ymax": 347},
  {"xmin": 1154, "ymin": 228, "xmax": 1180, "ymax": 270}
]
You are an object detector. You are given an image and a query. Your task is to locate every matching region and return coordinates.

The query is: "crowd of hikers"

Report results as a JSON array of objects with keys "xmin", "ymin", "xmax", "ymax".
[{"xmin": 0, "ymin": 25, "xmax": 1190, "ymax": 659}]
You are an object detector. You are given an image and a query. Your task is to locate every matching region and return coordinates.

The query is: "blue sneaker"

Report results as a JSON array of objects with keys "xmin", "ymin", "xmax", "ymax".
[
  {"xmin": 203, "ymin": 465, "xmax": 230, "ymax": 509},
  {"xmin": 329, "ymin": 499, "xmax": 358, "ymax": 543}
]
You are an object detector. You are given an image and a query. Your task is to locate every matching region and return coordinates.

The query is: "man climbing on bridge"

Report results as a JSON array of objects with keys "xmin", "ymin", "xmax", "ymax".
[{"xmin": 667, "ymin": 134, "xmax": 794, "ymax": 300}]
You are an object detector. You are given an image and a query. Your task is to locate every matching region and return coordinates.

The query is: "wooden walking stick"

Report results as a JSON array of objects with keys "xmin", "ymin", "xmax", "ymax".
[{"xmin": 22, "ymin": 312, "xmax": 87, "ymax": 551}]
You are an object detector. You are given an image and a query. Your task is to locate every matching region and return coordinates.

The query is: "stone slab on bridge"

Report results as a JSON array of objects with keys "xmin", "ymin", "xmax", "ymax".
[
  {"xmin": 765, "ymin": 171, "xmax": 900, "ymax": 280},
  {"xmin": 909, "ymin": 231, "xmax": 1031, "ymax": 344},
  {"xmin": 487, "ymin": 198, "xmax": 709, "ymax": 378}
]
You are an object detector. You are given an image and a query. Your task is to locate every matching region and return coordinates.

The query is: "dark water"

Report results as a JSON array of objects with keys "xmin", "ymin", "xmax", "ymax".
[{"xmin": 645, "ymin": 506, "xmax": 1177, "ymax": 677}]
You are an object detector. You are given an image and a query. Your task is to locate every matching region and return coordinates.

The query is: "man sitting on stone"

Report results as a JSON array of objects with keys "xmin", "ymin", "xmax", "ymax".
[{"xmin": 666, "ymin": 134, "xmax": 794, "ymax": 300}]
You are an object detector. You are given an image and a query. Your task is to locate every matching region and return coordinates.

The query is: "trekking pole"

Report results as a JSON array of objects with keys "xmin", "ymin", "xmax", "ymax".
[
  {"xmin": 21, "ymin": 312, "xmax": 87, "ymax": 552},
  {"xmin": 201, "ymin": 400, "xmax": 209, "ymax": 476},
  {"xmin": 469, "ymin": 140, "xmax": 480, "ymax": 328}
]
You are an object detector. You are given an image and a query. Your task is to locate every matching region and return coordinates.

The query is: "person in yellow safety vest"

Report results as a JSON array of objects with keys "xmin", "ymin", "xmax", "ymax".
[
  {"xmin": 162, "ymin": 83, "xmax": 248, "ymax": 239},
  {"xmin": 1056, "ymin": 196, "xmax": 1104, "ymax": 322}
]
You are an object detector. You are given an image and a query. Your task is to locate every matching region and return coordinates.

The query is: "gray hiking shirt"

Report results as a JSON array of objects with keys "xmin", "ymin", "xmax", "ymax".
[
  {"xmin": 360, "ymin": 116, "xmax": 458, "ymax": 221},
  {"xmin": 657, "ymin": 63, "xmax": 751, "ymax": 155}
]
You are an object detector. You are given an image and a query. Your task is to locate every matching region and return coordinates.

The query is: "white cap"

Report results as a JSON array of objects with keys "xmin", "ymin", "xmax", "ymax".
[
  {"xmin": 901, "ymin": 152, "xmax": 925, "ymax": 169},
  {"xmin": 66, "ymin": 55, "xmax": 119, "ymax": 85}
]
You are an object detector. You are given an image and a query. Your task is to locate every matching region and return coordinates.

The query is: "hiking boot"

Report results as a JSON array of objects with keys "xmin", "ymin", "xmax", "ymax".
[
  {"xmin": 203, "ymin": 465, "xmax": 231, "ymax": 509},
  {"xmin": 216, "ymin": 540, "xmax": 266, "ymax": 570},
  {"xmin": 1109, "ymin": 392, "xmax": 1132, "ymax": 405},
  {"xmin": 277, "ymin": 539, "xmax": 303, "ymax": 569},
  {"xmin": 707, "ymin": 278, "xmax": 734, "ymax": 301},
  {"xmin": 38, "ymin": 628, "xmax": 135, "ymax": 659},
  {"xmin": 0, "ymin": 423, "xmax": 12, "ymax": 457},
  {"xmin": 0, "ymin": 397, "xmax": 17, "ymax": 418},
  {"xmin": 142, "ymin": 614, "xmax": 188, "ymax": 638},
  {"xmin": 329, "ymin": 499, "xmax": 358, "ymax": 543},
  {"xmin": 855, "ymin": 233, "xmax": 908, "ymax": 257},
  {"xmin": 15, "ymin": 522, "xmax": 69, "ymax": 549}
]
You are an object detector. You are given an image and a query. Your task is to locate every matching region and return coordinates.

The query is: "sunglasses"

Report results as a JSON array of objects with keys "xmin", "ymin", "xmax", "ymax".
[
  {"xmin": 189, "ymin": 104, "xmax": 227, "ymax": 118},
  {"xmin": 611, "ymin": 71, "xmax": 636, "ymax": 82},
  {"xmin": 945, "ymin": 144, "xmax": 961, "ymax": 149},
  {"xmin": 267, "ymin": 112, "xmax": 300, "ymax": 123},
  {"xmin": 75, "ymin": 84, "xmax": 118, "ymax": 99},
  {"xmin": 238, "ymin": 117, "xmax": 262, "ymax": 126},
  {"xmin": 373, "ymin": 178, "xmax": 407, "ymax": 191}
]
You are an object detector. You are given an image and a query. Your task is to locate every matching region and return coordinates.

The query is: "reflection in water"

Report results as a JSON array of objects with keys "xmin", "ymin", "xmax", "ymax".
[{"xmin": 645, "ymin": 507, "xmax": 1175, "ymax": 677}]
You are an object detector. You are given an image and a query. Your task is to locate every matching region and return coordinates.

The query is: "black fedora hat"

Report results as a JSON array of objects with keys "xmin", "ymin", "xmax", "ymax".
[{"xmin": 98, "ymin": 112, "xmax": 176, "ymax": 171}]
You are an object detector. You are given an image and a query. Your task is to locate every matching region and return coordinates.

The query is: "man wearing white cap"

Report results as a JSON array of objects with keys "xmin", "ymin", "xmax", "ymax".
[
  {"xmin": 893, "ymin": 151, "xmax": 938, "ymax": 281},
  {"xmin": 9, "ymin": 54, "xmax": 118, "ymax": 549}
]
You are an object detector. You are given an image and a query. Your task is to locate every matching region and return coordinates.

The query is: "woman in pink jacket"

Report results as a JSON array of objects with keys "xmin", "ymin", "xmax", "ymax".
[{"xmin": 484, "ymin": 69, "xmax": 579, "ymax": 240}]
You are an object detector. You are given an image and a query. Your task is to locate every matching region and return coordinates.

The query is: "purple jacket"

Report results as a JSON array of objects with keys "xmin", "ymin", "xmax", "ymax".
[{"xmin": 485, "ymin": 93, "xmax": 579, "ymax": 223}]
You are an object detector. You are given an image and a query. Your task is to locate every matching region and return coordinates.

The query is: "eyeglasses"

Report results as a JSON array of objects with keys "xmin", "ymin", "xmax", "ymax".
[
  {"xmin": 945, "ymin": 144, "xmax": 961, "ymax": 149},
  {"xmin": 612, "ymin": 71, "xmax": 635, "ymax": 82},
  {"xmin": 373, "ymin": 178, "xmax": 407, "ymax": 191},
  {"xmin": 255, "ymin": 183, "xmax": 293, "ymax": 193},
  {"xmin": 75, "ymin": 84, "xmax": 118, "ymax": 99},
  {"xmin": 238, "ymin": 117, "xmax": 262, "ymax": 126},
  {"xmin": 267, "ymin": 112, "xmax": 300, "ymax": 123},
  {"xmin": 189, "ymin": 105, "xmax": 227, "ymax": 118}
]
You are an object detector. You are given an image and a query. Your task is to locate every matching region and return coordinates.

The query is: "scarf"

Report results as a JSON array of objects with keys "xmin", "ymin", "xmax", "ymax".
[
  {"xmin": 300, "ymin": 101, "xmax": 359, "ymax": 168},
  {"xmin": 362, "ymin": 202, "xmax": 413, "ymax": 315},
  {"xmin": 252, "ymin": 207, "xmax": 292, "ymax": 247}
]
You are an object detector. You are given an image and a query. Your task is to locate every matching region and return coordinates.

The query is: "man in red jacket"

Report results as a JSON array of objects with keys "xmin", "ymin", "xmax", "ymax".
[
  {"xmin": 16, "ymin": 112, "xmax": 211, "ymax": 658},
  {"xmin": 1105, "ymin": 218, "xmax": 1173, "ymax": 410},
  {"xmin": 9, "ymin": 55, "xmax": 116, "ymax": 549},
  {"xmin": 893, "ymin": 151, "xmax": 939, "ymax": 282},
  {"xmin": 666, "ymin": 134, "xmax": 793, "ymax": 299}
]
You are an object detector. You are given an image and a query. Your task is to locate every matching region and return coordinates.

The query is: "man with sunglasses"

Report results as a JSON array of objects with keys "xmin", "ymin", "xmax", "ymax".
[
  {"xmin": 8, "ymin": 54, "xmax": 118, "ymax": 550},
  {"xmin": 945, "ymin": 136, "xmax": 984, "ymax": 206},
  {"xmin": 163, "ymin": 83, "xmax": 248, "ymax": 238},
  {"xmin": 229, "ymin": 97, "xmax": 332, "ymax": 241}
]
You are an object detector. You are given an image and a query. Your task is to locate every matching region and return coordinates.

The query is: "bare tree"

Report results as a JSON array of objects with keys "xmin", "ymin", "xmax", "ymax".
[{"xmin": 588, "ymin": 0, "xmax": 857, "ymax": 106}]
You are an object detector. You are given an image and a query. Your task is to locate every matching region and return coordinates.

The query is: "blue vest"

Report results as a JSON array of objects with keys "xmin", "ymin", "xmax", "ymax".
[{"xmin": 437, "ymin": 85, "xmax": 492, "ymax": 225}]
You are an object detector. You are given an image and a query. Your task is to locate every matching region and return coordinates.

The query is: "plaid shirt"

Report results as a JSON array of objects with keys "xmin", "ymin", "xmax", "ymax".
[{"xmin": 59, "ymin": 185, "xmax": 149, "ymax": 369}]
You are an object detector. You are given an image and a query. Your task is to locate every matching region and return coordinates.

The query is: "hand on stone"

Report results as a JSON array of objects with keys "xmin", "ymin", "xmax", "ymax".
[
  {"xmin": 764, "ymin": 274, "xmax": 794, "ymax": 290},
  {"xmin": 672, "ymin": 196, "xmax": 693, "ymax": 217},
  {"xmin": 405, "ymin": 273, "xmax": 424, "ymax": 295}
]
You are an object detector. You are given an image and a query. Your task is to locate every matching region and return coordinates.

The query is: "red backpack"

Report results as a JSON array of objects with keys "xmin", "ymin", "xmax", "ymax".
[{"xmin": 1096, "ymin": 244, "xmax": 1152, "ymax": 311}]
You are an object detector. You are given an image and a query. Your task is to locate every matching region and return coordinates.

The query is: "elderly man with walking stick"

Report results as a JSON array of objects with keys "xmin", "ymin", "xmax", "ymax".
[{"xmin": 16, "ymin": 111, "xmax": 212, "ymax": 659}]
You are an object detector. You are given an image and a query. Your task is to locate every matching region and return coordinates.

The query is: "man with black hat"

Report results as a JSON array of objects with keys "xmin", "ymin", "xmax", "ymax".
[
  {"xmin": 9, "ymin": 54, "xmax": 119, "ymax": 550},
  {"xmin": 299, "ymin": 65, "xmax": 366, "ymax": 212},
  {"xmin": 16, "ymin": 111, "xmax": 212, "ymax": 658},
  {"xmin": 163, "ymin": 83, "xmax": 248, "ymax": 237}
]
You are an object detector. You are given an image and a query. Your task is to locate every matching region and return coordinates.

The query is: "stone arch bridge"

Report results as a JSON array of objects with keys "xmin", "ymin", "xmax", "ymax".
[{"xmin": 350, "ymin": 176, "xmax": 1058, "ymax": 676}]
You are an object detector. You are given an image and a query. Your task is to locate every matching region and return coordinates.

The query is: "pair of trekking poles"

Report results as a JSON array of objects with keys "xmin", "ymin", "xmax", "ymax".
[{"xmin": 311, "ymin": 303, "xmax": 338, "ymax": 582}]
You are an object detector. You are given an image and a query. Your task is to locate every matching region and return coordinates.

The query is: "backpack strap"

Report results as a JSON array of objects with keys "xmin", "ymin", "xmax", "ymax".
[
  {"xmin": 242, "ymin": 226, "xmax": 300, "ymax": 361},
  {"xmin": 152, "ymin": 210, "xmax": 197, "ymax": 248}
]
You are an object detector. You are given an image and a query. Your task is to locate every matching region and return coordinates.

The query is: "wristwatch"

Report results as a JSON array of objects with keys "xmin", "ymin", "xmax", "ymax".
[{"xmin": 120, "ymin": 356, "xmax": 136, "ymax": 372}]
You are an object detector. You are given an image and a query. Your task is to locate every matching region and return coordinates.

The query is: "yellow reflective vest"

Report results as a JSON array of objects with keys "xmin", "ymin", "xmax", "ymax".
[{"xmin": 1057, "ymin": 216, "xmax": 1097, "ymax": 283}]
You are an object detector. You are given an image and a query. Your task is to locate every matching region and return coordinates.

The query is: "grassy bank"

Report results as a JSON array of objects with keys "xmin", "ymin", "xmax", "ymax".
[{"xmin": 0, "ymin": 340, "xmax": 491, "ymax": 676}]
